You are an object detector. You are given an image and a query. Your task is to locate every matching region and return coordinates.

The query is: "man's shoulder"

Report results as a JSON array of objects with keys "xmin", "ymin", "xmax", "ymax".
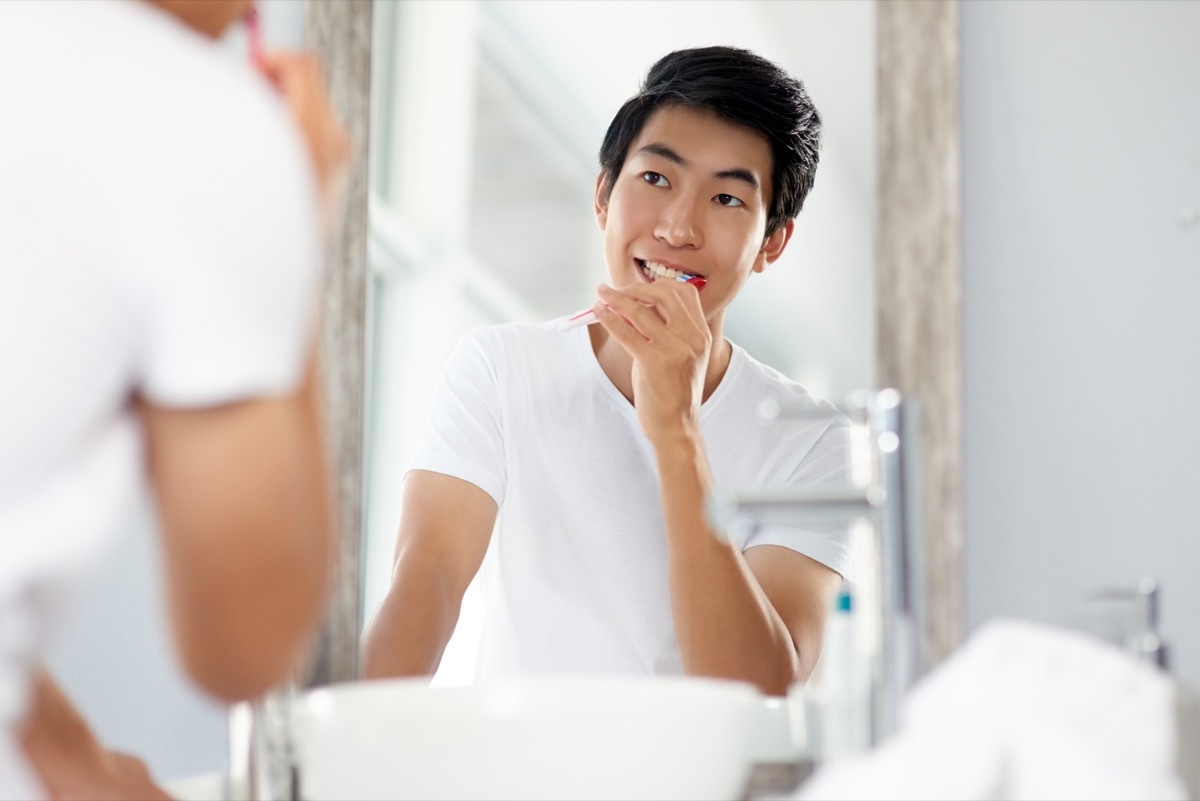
[
  {"xmin": 53, "ymin": 4, "xmax": 262, "ymax": 106},
  {"xmin": 729, "ymin": 344, "xmax": 832, "ymax": 407},
  {"xmin": 463, "ymin": 319, "xmax": 577, "ymax": 356},
  {"xmin": 40, "ymin": 4, "xmax": 308, "ymax": 198}
]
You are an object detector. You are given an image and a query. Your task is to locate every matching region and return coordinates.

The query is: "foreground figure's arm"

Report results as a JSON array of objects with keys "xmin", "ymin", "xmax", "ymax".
[
  {"xmin": 361, "ymin": 470, "xmax": 497, "ymax": 678},
  {"xmin": 19, "ymin": 670, "xmax": 170, "ymax": 801},
  {"xmin": 136, "ymin": 39, "xmax": 348, "ymax": 702},
  {"xmin": 140, "ymin": 350, "xmax": 335, "ymax": 701}
]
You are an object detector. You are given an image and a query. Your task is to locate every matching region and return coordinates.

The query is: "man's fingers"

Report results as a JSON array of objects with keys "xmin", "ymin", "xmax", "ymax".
[
  {"xmin": 255, "ymin": 51, "xmax": 350, "ymax": 225},
  {"xmin": 661, "ymin": 280, "xmax": 707, "ymax": 332},
  {"xmin": 601, "ymin": 281, "xmax": 708, "ymax": 340},
  {"xmin": 596, "ymin": 285, "xmax": 670, "ymax": 339},
  {"xmin": 593, "ymin": 301, "xmax": 651, "ymax": 354}
]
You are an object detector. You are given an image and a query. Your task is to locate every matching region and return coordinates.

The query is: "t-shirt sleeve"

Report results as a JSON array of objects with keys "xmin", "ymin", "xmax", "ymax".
[
  {"xmin": 407, "ymin": 329, "xmax": 507, "ymax": 506},
  {"xmin": 740, "ymin": 417, "xmax": 859, "ymax": 582},
  {"xmin": 122, "ymin": 83, "xmax": 321, "ymax": 408}
]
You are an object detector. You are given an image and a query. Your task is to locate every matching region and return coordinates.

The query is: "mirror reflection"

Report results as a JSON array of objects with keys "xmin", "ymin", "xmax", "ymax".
[{"xmin": 361, "ymin": 0, "xmax": 877, "ymax": 691}]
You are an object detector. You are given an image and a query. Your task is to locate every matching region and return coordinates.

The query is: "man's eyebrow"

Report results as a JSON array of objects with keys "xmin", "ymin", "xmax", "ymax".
[
  {"xmin": 634, "ymin": 143, "xmax": 761, "ymax": 192},
  {"xmin": 635, "ymin": 142, "xmax": 687, "ymax": 166},
  {"xmin": 714, "ymin": 167, "xmax": 760, "ymax": 192}
]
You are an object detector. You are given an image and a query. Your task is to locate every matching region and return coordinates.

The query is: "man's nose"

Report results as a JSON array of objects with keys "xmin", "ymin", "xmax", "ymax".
[{"xmin": 653, "ymin": 194, "xmax": 703, "ymax": 249}]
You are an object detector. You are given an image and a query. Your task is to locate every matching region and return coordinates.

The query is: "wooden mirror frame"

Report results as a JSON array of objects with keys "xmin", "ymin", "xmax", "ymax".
[{"xmin": 877, "ymin": 0, "xmax": 963, "ymax": 665}]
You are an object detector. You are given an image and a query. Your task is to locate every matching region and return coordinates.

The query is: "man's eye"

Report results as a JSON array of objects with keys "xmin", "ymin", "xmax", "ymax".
[
  {"xmin": 642, "ymin": 171, "xmax": 669, "ymax": 188},
  {"xmin": 715, "ymin": 194, "xmax": 744, "ymax": 208}
]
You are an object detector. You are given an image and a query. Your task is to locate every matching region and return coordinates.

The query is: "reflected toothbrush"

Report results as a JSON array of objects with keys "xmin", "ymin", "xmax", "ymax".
[{"xmin": 557, "ymin": 273, "xmax": 707, "ymax": 331}]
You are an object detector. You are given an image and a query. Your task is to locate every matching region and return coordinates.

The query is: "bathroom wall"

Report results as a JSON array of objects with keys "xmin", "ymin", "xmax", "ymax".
[{"xmin": 962, "ymin": 0, "xmax": 1200, "ymax": 688}]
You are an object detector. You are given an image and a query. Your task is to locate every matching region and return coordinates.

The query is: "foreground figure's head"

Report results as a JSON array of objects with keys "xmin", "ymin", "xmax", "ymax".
[{"xmin": 598, "ymin": 46, "xmax": 822, "ymax": 238}]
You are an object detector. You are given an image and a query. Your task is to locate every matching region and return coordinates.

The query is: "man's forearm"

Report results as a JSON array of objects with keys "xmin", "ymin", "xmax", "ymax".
[
  {"xmin": 362, "ymin": 471, "xmax": 497, "ymax": 680},
  {"xmin": 360, "ymin": 566, "xmax": 459, "ymax": 679},
  {"xmin": 19, "ymin": 670, "xmax": 170, "ymax": 801},
  {"xmin": 653, "ymin": 432, "xmax": 802, "ymax": 696}
]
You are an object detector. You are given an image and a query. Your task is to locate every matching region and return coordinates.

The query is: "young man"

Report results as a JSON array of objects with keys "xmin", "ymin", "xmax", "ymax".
[
  {"xmin": 0, "ymin": 1, "xmax": 346, "ymax": 796},
  {"xmin": 362, "ymin": 46, "xmax": 851, "ymax": 697}
]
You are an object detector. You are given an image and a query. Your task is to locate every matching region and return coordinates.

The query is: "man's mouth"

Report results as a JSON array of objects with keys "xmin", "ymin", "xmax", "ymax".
[{"xmin": 637, "ymin": 258, "xmax": 701, "ymax": 283}]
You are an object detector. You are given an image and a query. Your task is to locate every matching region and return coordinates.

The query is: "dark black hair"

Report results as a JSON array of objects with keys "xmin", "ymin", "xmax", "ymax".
[{"xmin": 597, "ymin": 46, "xmax": 821, "ymax": 237}]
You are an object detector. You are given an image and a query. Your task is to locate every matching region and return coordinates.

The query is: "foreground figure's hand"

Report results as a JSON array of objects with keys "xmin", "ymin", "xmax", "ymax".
[
  {"xmin": 594, "ymin": 280, "xmax": 711, "ymax": 441},
  {"xmin": 19, "ymin": 671, "xmax": 171, "ymax": 801},
  {"xmin": 259, "ymin": 51, "xmax": 350, "ymax": 229}
]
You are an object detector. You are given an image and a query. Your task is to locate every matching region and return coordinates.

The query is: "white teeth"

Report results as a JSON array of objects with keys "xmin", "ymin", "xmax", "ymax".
[{"xmin": 642, "ymin": 260, "xmax": 681, "ymax": 280}]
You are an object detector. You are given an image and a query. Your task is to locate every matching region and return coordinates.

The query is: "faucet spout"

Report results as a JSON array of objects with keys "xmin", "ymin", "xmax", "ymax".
[{"xmin": 709, "ymin": 389, "xmax": 925, "ymax": 745}]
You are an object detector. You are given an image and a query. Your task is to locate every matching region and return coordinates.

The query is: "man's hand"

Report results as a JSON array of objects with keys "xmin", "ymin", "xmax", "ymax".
[
  {"xmin": 593, "ymin": 280, "xmax": 711, "ymax": 441},
  {"xmin": 258, "ymin": 51, "xmax": 350, "ymax": 231},
  {"xmin": 19, "ymin": 670, "xmax": 171, "ymax": 801}
]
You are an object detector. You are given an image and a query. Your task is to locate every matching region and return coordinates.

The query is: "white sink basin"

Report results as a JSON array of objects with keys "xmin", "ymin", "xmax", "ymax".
[
  {"xmin": 291, "ymin": 675, "xmax": 762, "ymax": 800},
  {"xmin": 164, "ymin": 771, "xmax": 224, "ymax": 801}
]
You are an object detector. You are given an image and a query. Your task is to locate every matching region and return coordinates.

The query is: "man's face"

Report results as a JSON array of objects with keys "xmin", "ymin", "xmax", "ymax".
[{"xmin": 594, "ymin": 104, "xmax": 792, "ymax": 324}]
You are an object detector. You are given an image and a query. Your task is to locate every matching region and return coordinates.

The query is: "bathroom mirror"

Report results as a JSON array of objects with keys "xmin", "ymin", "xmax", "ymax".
[
  {"xmin": 360, "ymin": 0, "xmax": 882, "ymax": 684},
  {"xmin": 35, "ymin": 0, "xmax": 958, "ymax": 784}
]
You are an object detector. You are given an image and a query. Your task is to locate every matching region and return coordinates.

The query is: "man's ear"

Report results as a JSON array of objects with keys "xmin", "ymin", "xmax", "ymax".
[
  {"xmin": 594, "ymin": 171, "xmax": 610, "ymax": 230},
  {"xmin": 754, "ymin": 219, "xmax": 795, "ymax": 273}
]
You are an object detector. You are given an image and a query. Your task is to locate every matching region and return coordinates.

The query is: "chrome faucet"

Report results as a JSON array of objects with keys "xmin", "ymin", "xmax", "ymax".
[
  {"xmin": 1093, "ymin": 577, "xmax": 1169, "ymax": 671},
  {"xmin": 707, "ymin": 389, "xmax": 925, "ymax": 745},
  {"xmin": 227, "ymin": 687, "xmax": 301, "ymax": 801}
]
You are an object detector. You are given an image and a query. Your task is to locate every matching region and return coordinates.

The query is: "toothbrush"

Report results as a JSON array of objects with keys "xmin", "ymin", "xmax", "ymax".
[
  {"xmin": 557, "ymin": 274, "xmax": 708, "ymax": 331},
  {"xmin": 245, "ymin": 7, "xmax": 265, "ymax": 72}
]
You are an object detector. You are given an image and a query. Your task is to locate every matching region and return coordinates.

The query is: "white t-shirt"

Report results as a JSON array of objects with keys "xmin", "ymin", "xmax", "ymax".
[
  {"xmin": 0, "ymin": 4, "xmax": 319, "ymax": 796},
  {"xmin": 409, "ymin": 320, "xmax": 854, "ymax": 683}
]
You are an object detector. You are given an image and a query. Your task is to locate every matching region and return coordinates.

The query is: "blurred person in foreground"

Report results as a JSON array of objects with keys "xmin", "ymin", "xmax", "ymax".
[
  {"xmin": 0, "ymin": 1, "xmax": 349, "ymax": 797},
  {"xmin": 363, "ymin": 47, "xmax": 851, "ymax": 697}
]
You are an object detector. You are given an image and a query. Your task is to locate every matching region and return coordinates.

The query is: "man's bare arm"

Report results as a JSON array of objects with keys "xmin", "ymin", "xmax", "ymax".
[
  {"xmin": 654, "ymin": 437, "xmax": 841, "ymax": 696},
  {"xmin": 593, "ymin": 279, "xmax": 842, "ymax": 695},
  {"xmin": 743, "ymin": 545, "xmax": 843, "ymax": 682},
  {"xmin": 138, "ymin": 350, "xmax": 335, "ymax": 702},
  {"xmin": 19, "ymin": 669, "xmax": 170, "ymax": 801},
  {"xmin": 361, "ymin": 470, "xmax": 497, "ymax": 679}
]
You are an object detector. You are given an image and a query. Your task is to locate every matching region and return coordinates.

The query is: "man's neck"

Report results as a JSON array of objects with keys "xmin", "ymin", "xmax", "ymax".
[{"xmin": 142, "ymin": 0, "xmax": 240, "ymax": 39}]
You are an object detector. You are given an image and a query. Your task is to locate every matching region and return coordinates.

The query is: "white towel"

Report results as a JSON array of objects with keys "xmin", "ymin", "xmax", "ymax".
[{"xmin": 791, "ymin": 618, "xmax": 1187, "ymax": 801}]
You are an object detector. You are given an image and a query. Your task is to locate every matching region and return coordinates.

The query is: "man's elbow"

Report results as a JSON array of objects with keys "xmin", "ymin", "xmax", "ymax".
[
  {"xmin": 755, "ymin": 636, "xmax": 811, "ymax": 696},
  {"xmin": 173, "ymin": 574, "xmax": 331, "ymax": 702},
  {"xmin": 359, "ymin": 619, "xmax": 397, "ymax": 680},
  {"xmin": 180, "ymin": 641, "xmax": 299, "ymax": 702},
  {"xmin": 755, "ymin": 660, "xmax": 803, "ymax": 698}
]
